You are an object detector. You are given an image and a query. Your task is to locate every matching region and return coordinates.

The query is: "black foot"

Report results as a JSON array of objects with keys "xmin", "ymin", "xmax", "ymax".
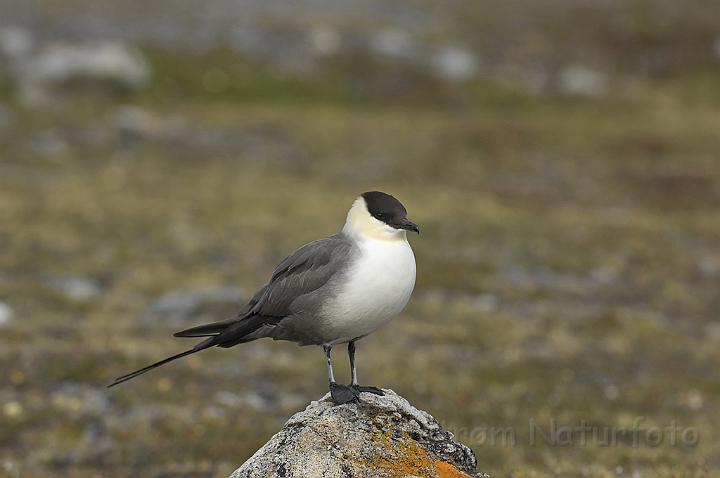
[
  {"xmin": 353, "ymin": 385, "xmax": 384, "ymax": 396},
  {"xmin": 329, "ymin": 383, "xmax": 385, "ymax": 404},
  {"xmin": 330, "ymin": 383, "xmax": 360, "ymax": 404}
]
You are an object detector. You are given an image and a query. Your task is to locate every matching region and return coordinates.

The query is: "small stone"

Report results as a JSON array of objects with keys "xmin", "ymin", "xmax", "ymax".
[
  {"xmin": 146, "ymin": 285, "xmax": 243, "ymax": 326},
  {"xmin": 15, "ymin": 41, "xmax": 151, "ymax": 106},
  {"xmin": 2, "ymin": 402, "xmax": 23, "ymax": 418},
  {"xmin": 370, "ymin": 28, "xmax": 414, "ymax": 58},
  {"xmin": 20, "ymin": 41, "xmax": 151, "ymax": 87},
  {"xmin": 705, "ymin": 322, "xmax": 720, "ymax": 340},
  {"xmin": 309, "ymin": 27, "xmax": 341, "ymax": 57},
  {"xmin": 0, "ymin": 302, "xmax": 13, "ymax": 326},
  {"xmin": 604, "ymin": 384, "xmax": 619, "ymax": 400},
  {"xmin": 685, "ymin": 389, "xmax": 703, "ymax": 411},
  {"xmin": 27, "ymin": 130, "xmax": 70, "ymax": 158},
  {"xmin": 48, "ymin": 276, "xmax": 105, "ymax": 300},
  {"xmin": 472, "ymin": 293, "xmax": 499, "ymax": 313},
  {"xmin": 557, "ymin": 64, "xmax": 608, "ymax": 98},
  {"xmin": 431, "ymin": 45, "xmax": 478, "ymax": 81},
  {"xmin": 113, "ymin": 105, "xmax": 158, "ymax": 135},
  {"xmin": 0, "ymin": 25, "xmax": 35, "ymax": 58},
  {"xmin": 590, "ymin": 266, "xmax": 618, "ymax": 285},
  {"xmin": 698, "ymin": 257, "xmax": 718, "ymax": 277}
]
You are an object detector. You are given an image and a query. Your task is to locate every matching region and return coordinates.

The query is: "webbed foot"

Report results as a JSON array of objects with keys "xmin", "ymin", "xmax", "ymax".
[
  {"xmin": 329, "ymin": 383, "xmax": 385, "ymax": 404},
  {"xmin": 352, "ymin": 385, "xmax": 384, "ymax": 396},
  {"xmin": 330, "ymin": 383, "xmax": 361, "ymax": 404}
]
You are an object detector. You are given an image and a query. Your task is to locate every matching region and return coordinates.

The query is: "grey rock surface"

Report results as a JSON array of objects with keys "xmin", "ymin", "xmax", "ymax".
[
  {"xmin": 556, "ymin": 64, "xmax": 609, "ymax": 98},
  {"xmin": 47, "ymin": 275, "xmax": 107, "ymax": 301},
  {"xmin": 10, "ymin": 41, "xmax": 150, "ymax": 105},
  {"xmin": 231, "ymin": 389, "xmax": 488, "ymax": 478},
  {"xmin": 111, "ymin": 106, "xmax": 307, "ymax": 170},
  {"xmin": 0, "ymin": 301, "xmax": 13, "ymax": 327},
  {"xmin": 146, "ymin": 285, "xmax": 243, "ymax": 326},
  {"xmin": 19, "ymin": 42, "xmax": 150, "ymax": 86}
]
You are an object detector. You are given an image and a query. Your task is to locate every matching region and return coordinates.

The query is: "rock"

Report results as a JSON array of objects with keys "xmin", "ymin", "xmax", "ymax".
[
  {"xmin": 214, "ymin": 390, "xmax": 307, "ymax": 412},
  {"xmin": 112, "ymin": 105, "xmax": 188, "ymax": 145},
  {"xmin": 230, "ymin": 389, "xmax": 488, "ymax": 478},
  {"xmin": 146, "ymin": 285, "xmax": 243, "ymax": 326},
  {"xmin": 472, "ymin": 293, "xmax": 500, "ymax": 313},
  {"xmin": 502, "ymin": 265, "xmax": 614, "ymax": 295},
  {"xmin": 556, "ymin": 64, "xmax": 608, "ymax": 98},
  {"xmin": 20, "ymin": 41, "xmax": 150, "ymax": 87},
  {"xmin": 0, "ymin": 25, "xmax": 36, "ymax": 59},
  {"xmin": 14, "ymin": 41, "xmax": 151, "ymax": 105},
  {"xmin": 431, "ymin": 45, "xmax": 479, "ymax": 81},
  {"xmin": 308, "ymin": 27, "xmax": 341, "ymax": 57},
  {"xmin": 370, "ymin": 28, "xmax": 415, "ymax": 59},
  {"xmin": 0, "ymin": 301, "xmax": 13, "ymax": 327},
  {"xmin": 74, "ymin": 419, "xmax": 117, "ymax": 464},
  {"xmin": 698, "ymin": 257, "xmax": 718, "ymax": 278},
  {"xmin": 705, "ymin": 322, "xmax": 720, "ymax": 340},
  {"xmin": 111, "ymin": 106, "xmax": 307, "ymax": 171},
  {"xmin": 48, "ymin": 275, "xmax": 106, "ymax": 300},
  {"xmin": 50, "ymin": 381, "xmax": 112, "ymax": 415},
  {"xmin": 27, "ymin": 129, "xmax": 70, "ymax": 158}
]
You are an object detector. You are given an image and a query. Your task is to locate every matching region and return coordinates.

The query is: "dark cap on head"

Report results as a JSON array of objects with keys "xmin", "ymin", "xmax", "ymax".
[{"xmin": 361, "ymin": 191, "xmax": 419, "ymax": 233}]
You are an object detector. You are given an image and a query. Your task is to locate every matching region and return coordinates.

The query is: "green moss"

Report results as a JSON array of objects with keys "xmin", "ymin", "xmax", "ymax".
[{"xmin": 137, "ymin": 48, "xmax": 344, "ymax": 104}]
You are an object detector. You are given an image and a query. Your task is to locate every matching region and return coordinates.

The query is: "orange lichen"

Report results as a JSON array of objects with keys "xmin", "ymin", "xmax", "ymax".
[
  {"xmin": 365, "ymin": 430, "xmax": 435, "ymax": 476},
  {"xmin": 434, "ymin": 460, "xmax": 474, "ymax": 478},
  {"xmin": 352, "ymin": 427, "xmax": 471, "ymax": 477}
]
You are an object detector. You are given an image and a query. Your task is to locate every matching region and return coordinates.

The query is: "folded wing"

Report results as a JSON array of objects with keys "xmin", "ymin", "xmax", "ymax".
[{"xmin": 174, "ymin": 233, "xmax": 351, "ymax": 344}]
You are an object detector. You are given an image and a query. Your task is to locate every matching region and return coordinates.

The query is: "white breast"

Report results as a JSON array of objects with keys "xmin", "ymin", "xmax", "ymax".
[{"xmin": 322, "ymin": 236, "xmax": 416, "ymax": 345}]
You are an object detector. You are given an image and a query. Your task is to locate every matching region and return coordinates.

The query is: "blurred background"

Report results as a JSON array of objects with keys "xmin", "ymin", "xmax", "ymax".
[{"xmin": 1, "ymin": 0, "xmax": 720, "ymax": 477}]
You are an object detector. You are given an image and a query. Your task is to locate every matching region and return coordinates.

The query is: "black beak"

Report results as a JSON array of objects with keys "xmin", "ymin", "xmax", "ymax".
[{"xmin": 398, "ymin": 219, "xmax": 420, "ymax": 234}]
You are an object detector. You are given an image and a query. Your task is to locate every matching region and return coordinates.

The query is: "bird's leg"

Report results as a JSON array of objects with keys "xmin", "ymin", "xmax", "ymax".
[
  {"xmin": 325, "ymin": 345, "xmax": 359, "ymax": 404},
  {"xmin": 347, "ymin": 340, "xmax": 384, "ymax": 397},
  {"xmin": 348, "ymin": 340, "xmax": 358, "ymax": 386},
  {"xmin": 324, "ymin": 345, "xmax": 336, "ymax": 384}
]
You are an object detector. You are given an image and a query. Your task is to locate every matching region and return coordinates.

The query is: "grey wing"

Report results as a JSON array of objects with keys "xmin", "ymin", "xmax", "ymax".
[
  {"xmin": 251, "ymin": 233, "xmax": 351, "ymax": 318},
  {"xmin": 173, "ymin": 233, "xmax": 352, "ymax": 342}
]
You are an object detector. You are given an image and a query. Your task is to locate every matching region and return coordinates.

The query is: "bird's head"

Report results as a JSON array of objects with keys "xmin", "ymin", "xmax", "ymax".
[{"xmin": 343, "ymin": 191, "xmax": 419, "ymax": 241}]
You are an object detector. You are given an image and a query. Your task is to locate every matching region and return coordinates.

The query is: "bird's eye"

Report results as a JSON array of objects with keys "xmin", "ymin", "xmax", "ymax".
[{"xmin": 373, "ymin": 213, "xmax": 383, "ymax": 220}]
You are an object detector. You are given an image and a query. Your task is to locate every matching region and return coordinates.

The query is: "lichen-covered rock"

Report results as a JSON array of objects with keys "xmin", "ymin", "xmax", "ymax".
[{"xmin": 230, "ymin": 389, "xmax": 488, "ymax": 478}]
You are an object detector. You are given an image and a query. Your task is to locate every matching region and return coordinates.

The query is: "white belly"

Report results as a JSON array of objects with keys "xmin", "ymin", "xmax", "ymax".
[{"xmin": 323, "ymin": 237, "xmax": 416, "ymax": 344}]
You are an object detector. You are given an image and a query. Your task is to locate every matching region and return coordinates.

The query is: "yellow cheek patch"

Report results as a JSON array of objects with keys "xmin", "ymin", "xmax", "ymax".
[{"xmin": 345, "ymin": 197, "xmax": 407, "ymax": 242}]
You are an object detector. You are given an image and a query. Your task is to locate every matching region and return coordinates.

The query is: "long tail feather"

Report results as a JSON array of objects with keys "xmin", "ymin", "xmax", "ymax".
[
  {"xmin": 108, "ymin": 348, "xmax": 200, "ymax": 388},
  {"xmin": 108, "ymin": 316, "xmax": 272, "ymax": 387}
]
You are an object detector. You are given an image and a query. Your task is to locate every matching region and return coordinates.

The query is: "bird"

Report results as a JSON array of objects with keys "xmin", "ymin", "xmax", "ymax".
[{"xmin": 108, "ymin": 191, "xmax": 419, "ymax": 404}]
